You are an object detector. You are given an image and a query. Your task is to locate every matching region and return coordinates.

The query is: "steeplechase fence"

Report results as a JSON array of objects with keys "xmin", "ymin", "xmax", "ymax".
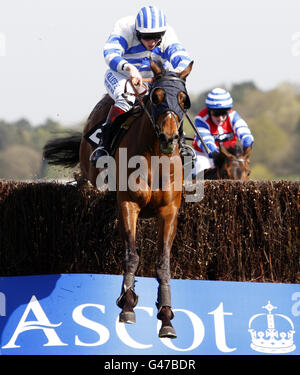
[{"xmin": 0, "ymin": 180, "xmax": 299, "ymax": 282}]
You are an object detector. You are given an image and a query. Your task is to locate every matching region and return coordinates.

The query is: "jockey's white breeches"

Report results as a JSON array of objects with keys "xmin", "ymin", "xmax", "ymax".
[
  {"xmin": 192, "ymin": 150, "xmax": 215, "ymax": 176},
  {"xmin": 104, "ymin": 69, "xmax": 149, "ymax": 112}
]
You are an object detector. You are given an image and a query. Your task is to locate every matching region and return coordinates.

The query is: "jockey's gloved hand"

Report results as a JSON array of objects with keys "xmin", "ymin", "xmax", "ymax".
[{"xmin": 123, "ymin": 63, "xmax": 143, "ymax": 87}]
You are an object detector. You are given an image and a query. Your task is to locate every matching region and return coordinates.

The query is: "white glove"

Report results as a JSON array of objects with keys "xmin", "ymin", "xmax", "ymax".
[{"xmin": 123, "ymin": 63, "xmax": 143, "ymax": 87}]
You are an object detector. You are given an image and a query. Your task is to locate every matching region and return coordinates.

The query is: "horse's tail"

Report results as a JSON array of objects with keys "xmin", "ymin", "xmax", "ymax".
[{"xmin": 43, "ymin": 132, "xmax": 82, "ymax": 168}]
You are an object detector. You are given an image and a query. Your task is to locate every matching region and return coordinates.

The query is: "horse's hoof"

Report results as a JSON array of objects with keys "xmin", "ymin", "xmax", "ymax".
[
  {"xmin": 159, "ymin": 326, "xmax": 177, "ymax": 339},
  {"xmin": 119, "ymin": 311, "xmax": 136, "ymax": 324}
]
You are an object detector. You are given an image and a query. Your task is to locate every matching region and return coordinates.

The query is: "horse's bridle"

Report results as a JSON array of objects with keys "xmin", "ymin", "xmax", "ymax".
[
  {"xmin": 149, "ymin": 75, "xmax": 189, "ymax": 135},
  {"xmin": 126, "ymin": 76, "xmax": 189, "ymax": 138},
  {"xmin": 228, "ymin": 157, "xmax": 250, "ymax": 164},
  {"xmin": 218, "ymin": 156, "xmax": 250, "ymax": 179}
]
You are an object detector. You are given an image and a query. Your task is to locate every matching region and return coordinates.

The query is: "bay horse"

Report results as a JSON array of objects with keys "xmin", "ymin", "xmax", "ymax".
[
  {"xmin": 203, "ymin": 144, "xmax": 252, "ymax": 180},
  {"xmin": 43, "ymin": 59, "xmax": 193, "ymax": 339}
]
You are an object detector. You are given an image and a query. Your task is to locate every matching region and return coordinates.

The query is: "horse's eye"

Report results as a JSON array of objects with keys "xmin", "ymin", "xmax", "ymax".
[
  {"xmin": 178, "ymin": 92, "xmax": 191, "ymax": 110},
  {"xmin": 151, "ymin": 88, "xmax": 165, "ymax": 105}
]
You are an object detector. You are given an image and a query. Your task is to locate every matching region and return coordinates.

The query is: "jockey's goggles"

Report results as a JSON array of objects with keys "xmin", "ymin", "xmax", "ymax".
[
  {"xmin": 138, "ymin": 31, "xmax": 165, "ymax": 41},
  {"xmin": 210, "ymin": 109, "xmax": 229, "ymax": 117}
]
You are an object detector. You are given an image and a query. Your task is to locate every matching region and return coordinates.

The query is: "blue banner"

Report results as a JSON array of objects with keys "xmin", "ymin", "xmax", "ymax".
[{"xmin": 0, "ymin": 274, "xmax": 299, "ymax": 355}]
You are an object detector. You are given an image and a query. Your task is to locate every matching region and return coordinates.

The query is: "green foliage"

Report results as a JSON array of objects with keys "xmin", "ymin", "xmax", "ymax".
[
  {"xmin": 0, "ymin": 145, "xmax": 41, "ymax": 179},
  {"xmin": 248, "ymin": 113, "xmax": 289, "ymax": 167},
  {"xmin": 0, "ymin": 118, "xmax": 79, "ymax": 180},
  {"xmin": 250, "ymin": 163, "xmax": 275, "ymax": 180},
  {"xmin": 231, "ymin": 81, "xmax": 258, "ymax": 103}
]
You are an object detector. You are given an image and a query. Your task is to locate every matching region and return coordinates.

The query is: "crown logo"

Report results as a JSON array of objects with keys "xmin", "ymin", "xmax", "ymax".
[{"xmin": 248, "ymin": 301, "xmax": 296, "ymax": 353}]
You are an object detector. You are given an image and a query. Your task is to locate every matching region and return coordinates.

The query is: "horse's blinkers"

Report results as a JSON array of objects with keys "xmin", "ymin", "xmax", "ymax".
[{"xmin": 150, "ymin": 76, "xmax": 190, "ymax": 124}]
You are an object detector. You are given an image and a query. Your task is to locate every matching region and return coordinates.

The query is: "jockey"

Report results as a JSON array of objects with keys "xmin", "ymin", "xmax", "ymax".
[
  {"xmin": 90, "ymin": 5, "xmax": 192, "ymax": 164},
  {"xmin": 192, "ymin": 88, "xmax": 254, "ymax": 175}
]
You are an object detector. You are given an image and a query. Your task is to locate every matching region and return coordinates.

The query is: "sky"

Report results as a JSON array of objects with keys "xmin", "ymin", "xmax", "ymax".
[{"xmin": 0, "ymin": 0, "xmax": 300, "ymax": 125}]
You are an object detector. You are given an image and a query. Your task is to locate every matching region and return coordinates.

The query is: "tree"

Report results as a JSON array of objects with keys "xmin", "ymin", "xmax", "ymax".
[
  {"xmin": 230, "ymin": 81, "xmax": 258, "ymax": 103},
  {"xmin": 0, "ymin": 145, "xmax": 42, "ymax": 179},
  {"xmin": 248, "ymin": 113, "xmax": 289, "ymax": 169}
]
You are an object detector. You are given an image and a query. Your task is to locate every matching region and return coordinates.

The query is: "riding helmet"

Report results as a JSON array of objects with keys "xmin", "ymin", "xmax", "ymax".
[
  {"xmin": 205, "ymin": 88, "xmax": 233, "ymax": 109},
  {"xmin": 135, "ymin": 5, "xmax": 167, "ymax": 34}
]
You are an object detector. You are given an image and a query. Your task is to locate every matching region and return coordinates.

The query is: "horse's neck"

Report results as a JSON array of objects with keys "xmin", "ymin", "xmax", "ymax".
[{"xmin": 131, "ymin": 111, "xmax": 159, "ymax": 155}]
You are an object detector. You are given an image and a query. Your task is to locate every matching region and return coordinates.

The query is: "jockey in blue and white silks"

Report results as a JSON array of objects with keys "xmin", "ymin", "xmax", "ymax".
[
  {"xmin": 192, "ymin": 88, "xmax": 254, "ymax": 174},
  {"xmin": 103, "ymin": 6, "xmax": 191, "ymax": 110},
  {"xmin": 89, "ymin": 5, "xmax": 192, "ymax": 164}
]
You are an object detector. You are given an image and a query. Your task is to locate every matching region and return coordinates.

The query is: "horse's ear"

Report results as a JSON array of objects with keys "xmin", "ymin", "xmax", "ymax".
[
  {"xmin": 219, "ymin": 143, "xmax": 235, "ymax": 160},
  {"xmin": 242, "ymin": 146, "xmax": 252, "ymax": 160},
  {"xmin": 150, "ymin": 58, "xmax": 162, "ymax": 76},
  {"xmin": 179, "ymin": 61, "xmax": 194, "ymax": 80}
]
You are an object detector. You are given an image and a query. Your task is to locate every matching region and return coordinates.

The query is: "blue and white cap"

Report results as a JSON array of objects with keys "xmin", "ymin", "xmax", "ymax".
[
  {"xmin": 135, "ymin": 6, "xmax": 167, "ymax": 34},
  {"xmin": 205, "ymin": 88, "xmax": 233, "ymax": 109}
]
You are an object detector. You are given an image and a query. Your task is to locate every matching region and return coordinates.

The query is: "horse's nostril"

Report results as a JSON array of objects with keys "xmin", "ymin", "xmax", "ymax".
[
  {"xmin": 159, "ymin": 133, "xmax": 179, "ymax": 145},
  {"xmin": 159, "ymin": 133, "xmax": 168, "ymax": 145}
]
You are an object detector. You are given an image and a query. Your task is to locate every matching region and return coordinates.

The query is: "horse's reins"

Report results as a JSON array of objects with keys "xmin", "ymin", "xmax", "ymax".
[{"xmin": 125, "ymin": 77, "xmax": 158, "ymax": 132}]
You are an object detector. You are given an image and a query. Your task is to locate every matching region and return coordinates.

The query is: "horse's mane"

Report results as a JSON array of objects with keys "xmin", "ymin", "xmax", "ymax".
[{"xmin": 213, "ymin": 144, "xmax": 243, "ymax": 168}]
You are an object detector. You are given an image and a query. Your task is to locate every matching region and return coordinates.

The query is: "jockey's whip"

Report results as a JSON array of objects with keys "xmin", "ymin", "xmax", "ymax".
[{"xmin": 185, "ymin": 111, "xmax": 210, "ymax": 154}]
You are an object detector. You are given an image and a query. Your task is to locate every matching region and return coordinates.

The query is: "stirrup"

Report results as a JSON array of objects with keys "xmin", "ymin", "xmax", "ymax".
[
  {"xmin": 180, "ymin": 144, "xmax": 196, "ymax": 171},
  {"xmin": 89, "ymin": 146, "xmax": 109, "ymax": 166},
  {"xmin": 180, "ymin": 144, "xmax": 196, "ymax": 159}
]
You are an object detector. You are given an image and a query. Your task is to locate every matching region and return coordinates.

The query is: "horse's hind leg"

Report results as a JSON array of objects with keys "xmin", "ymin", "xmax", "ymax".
[
  {"xmin": 156, "ymin": 206, "xmax": 179, "ymax": 339},
  {"xmin": 116, "ymin": 200, "xmax": 140, "ymax": 324}
]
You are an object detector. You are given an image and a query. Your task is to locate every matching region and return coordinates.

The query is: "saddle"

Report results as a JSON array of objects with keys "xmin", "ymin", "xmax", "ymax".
[{"xmin": 84, "ymin": 104, "xmax": 143, "ymax": 156}]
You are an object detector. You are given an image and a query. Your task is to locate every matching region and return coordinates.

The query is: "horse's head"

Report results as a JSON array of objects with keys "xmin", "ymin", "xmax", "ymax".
[
  {"xmin": 149, "ymin": 59, "xmax": 193, "ymax": 154},
  {"xmin": 214, "ymin": 144, "xmax": 252, "ymax": 180}
]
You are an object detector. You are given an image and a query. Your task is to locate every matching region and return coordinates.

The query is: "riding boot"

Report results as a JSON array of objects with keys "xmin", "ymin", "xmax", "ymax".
[{"xmin": 89, "ymin": 106, "xmax": 125, "ymax": 166}]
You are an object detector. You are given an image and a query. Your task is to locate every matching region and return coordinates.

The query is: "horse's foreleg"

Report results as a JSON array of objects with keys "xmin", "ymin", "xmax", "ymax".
[
  {"xmin": 117, "ymin": 273, "xmax": 138, "ymax": 323},
  {"xmin": 156, "ymin": 205, "xmax": 178, "ymax": 339},
  {"xmin": 116, "ymin": 200, "xmax": 140, "ymax": 324}
]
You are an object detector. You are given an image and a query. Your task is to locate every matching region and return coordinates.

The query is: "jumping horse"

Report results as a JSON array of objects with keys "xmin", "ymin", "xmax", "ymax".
[{"xmin": 43, "ymin": 59, "xmax": 193, "ymax": 338}]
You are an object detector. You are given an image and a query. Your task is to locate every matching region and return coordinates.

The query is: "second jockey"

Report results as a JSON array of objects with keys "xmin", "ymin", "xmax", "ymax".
[
  {"xmin": 89, "ymin": 5, "xmax": 192, "ymax": 164},
  {"xmin": 192, "ymin": 88, "xmax": 254, "ymax": 176}
]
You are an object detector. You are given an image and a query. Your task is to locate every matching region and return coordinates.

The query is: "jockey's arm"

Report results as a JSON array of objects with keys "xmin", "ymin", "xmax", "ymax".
[
  {"xmin": 162, "ymin": 25, "xmax": 192, "ymax": 73},
  {"xmin": 230, "ymin": 111, "xmax": 254, "ymax": 149},
  {"xmin": 194, "ymin": 116, "xmax": 219, "ymax": 157},
  {"xmin": 103, "ymin": 17, "xmax": 135, "ymax": 73},
  {"xmin": 103, "ymin": 38, "xmax": 142, "ymax": 87}
]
